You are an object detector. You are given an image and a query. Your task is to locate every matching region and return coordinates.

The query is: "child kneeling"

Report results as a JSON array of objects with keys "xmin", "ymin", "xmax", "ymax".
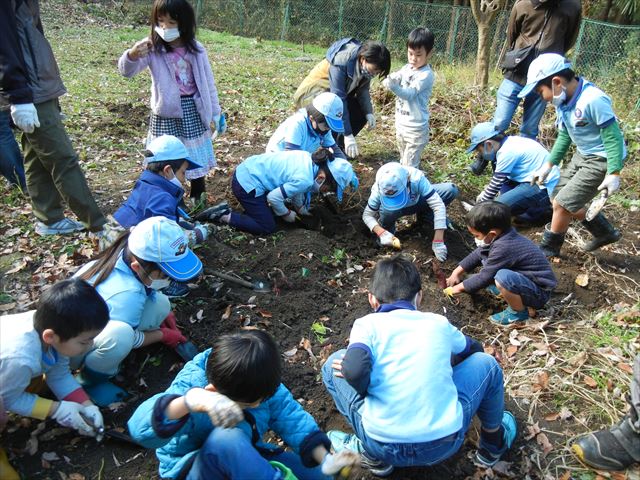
[
  {"xmin": 128, "ymin": 330, "xmax": 358, "ymax": 479},
  {"xmin": 445, "ymin": 201, "xmax": 557, "ymax": 325},
  {"xmin": 322, "ymin": 255, "xmax": 515, "ymax": 477}
]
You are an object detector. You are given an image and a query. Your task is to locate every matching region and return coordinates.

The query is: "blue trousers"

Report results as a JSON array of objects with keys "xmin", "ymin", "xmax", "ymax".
[
  {"xmin": 322, "ymin": 351, "xmax": 504, "ymax": 467},
  {"xmin": 378, "ymin": 182, "xmax": 458, "ymax": 232},
  {"xmin": 493, "ymin": 79, "xmax": 546, "ymax": 140},
  {"xmin": 229, "ymin": 172, "xmax": 277, "ymax": 235},
  {"xmin": 497, "ymin": 181, "xmax": 552, "ymax": 222},
  {"xmin": 186, "ymin": 427, "xmax": 329, "ymax": 480},
  {"xmin": 494, "ymin": 269, "xmax": 551, "ymax": 309},
  {"xmin": 0, "ymin": 110, "xmax": 26, "ymax": 188}
]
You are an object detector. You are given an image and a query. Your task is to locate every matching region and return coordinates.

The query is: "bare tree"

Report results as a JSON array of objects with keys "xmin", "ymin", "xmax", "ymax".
[{"xmin": 470, "ymin": 0, "xmax": 503, "ymax": 88}]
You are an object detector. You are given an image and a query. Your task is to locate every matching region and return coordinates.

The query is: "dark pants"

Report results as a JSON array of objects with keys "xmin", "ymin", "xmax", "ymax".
[
  {"xmin": 333, "ymin": 96, "xmax": 368, "ymax": 149},
  {"xmin": 0, "ymin": 110, "xmax": 26, "ymax": 189},
  {"xmin": 229, "ymin": 173, "xmax": 276, "ymax": 235},
  {"xmin": 21, "ymin": 99, "xmax": 105, "ymax": 229}
]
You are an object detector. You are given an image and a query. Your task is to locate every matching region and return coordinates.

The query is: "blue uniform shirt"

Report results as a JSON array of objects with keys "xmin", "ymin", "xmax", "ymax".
[{"xmin": 266, "ymin": 109, "xmax": 338, "ymax": 154}]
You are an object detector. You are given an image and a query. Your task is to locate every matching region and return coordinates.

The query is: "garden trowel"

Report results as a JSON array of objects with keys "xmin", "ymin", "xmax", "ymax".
[{"xmin": 208, "ymin": 269, "xmax": 272, "ymax": 293}]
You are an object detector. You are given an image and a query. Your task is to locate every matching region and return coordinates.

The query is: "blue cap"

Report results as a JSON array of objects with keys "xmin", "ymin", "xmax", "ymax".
[
  {"xmin": 327, "ymin": 158, "xmax": 357, "ymax": 202},
  {"xmin": 128, "ymin": 216, "xmax": 203, "ymax": 281},
  {"xmin": 376, "ymin": 162, "xmax": 409, "ymax": 211},
  {"xmin": 312, "ymin": 92, "xmax": 344, "ymax": 133},
  {"xmin": 518, "ymin": 53, "xmax": 572, "ymax": 98},
  {"xmin": 146, "ymin": 135, "xmax": 202, "ymax": 170},
  {"xmin": 467, "ymin": 122, "xmax": 501, "ymax": 153}
]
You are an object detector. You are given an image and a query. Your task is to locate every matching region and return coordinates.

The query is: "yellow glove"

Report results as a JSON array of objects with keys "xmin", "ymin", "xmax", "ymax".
[{"xmin": 443, "ymin": 287, "xmax": 455, "ymax": 297}]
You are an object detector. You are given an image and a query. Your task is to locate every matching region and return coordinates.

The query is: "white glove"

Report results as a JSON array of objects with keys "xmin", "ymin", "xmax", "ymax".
[
  {"xmin": 281, "ymin": 210, "xmax": 297, "ymax": 223},
  {"xmin": 531, "ymin": 163, "xmax": 553, "ymax": 186},
  {"xmin": 194, "ymin": 222, "xmax": 209, "ymax": 242},
  {"xmin": 432, "ymin": 241, "xmax": 448, "ymax": 261},
  {"xmin": 382, "ymin": 76, "xmax": 400, "ymax": 90},
  {"xmin": 321, "ymin": 450, "xmax": 360, "ymax": 475},
  {"xmin": 10, "ymin": 104, "xmax": 40, "ymax": 133},
  {"xmin": 366, "ymin": 113, "xmax": 376, "ymax": 130},
  {"xmin": 51, "ymin": 401, "xmax": 95, "ymax": 436},
  {"xmin": 597, "ymin": 174, "xmax": 620, "ymax": 197},
  {"xmin": 80, "ymin": 404, "xmax": 104, "ymax": 440},
  {"xmin": 184, "ymin": 388, "xmax": 243, "ymax": 428},
  {"xmin": 344, "ymin": 135, "xmax": 359, "ymax": 158},
  {"xmin": 377, "ymin": 230, "xmax": 396, "ymax": 247}
]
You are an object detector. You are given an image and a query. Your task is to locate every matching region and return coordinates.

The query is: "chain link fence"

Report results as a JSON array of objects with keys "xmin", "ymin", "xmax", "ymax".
[{"xmin": 161, "ymin": 0, "xmax": 640, "ymax": 79}]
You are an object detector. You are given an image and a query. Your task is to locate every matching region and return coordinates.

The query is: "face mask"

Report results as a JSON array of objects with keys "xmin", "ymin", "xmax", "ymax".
[
  {"xmin": 169, "ymin": 174, "xmax": 183, "ymax": 188},
  {"xmin": 155, "ymin": 25, "xmax": 180, "ymax": 43},
  {"xmin": 474, "ymin": 234, "xmax": 493, "ymax": 248},
  {"xmin": 481, "ymin": 143, "xmax": 497, "ymax": 163},
  {"xmin": 360, "ymin": 62, "xmax": 375, "ymax": 80},
  {"xmin": 551, "ymin": 84, "xmax": 567, "ymax": 107},
  {"xmin": 470, "ymin": 156, "xmax": 489, "ymax": 176},
  {"xmin": 149, "ymin": 277, "xmax": 171, "ymax": 290}
]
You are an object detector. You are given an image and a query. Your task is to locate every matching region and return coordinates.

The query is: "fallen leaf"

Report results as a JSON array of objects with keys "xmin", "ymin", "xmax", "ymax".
[
  {"xmin": 536, "ymin": 432, "xmax": 553, "ymax": 456},
  {"xmin": 221, "ymin": 305, "xmax": 232, "ymax": 320},
  {"xmin": 506, "ymin": 345, "xmax": 518, "ymax": 357},
  {"xmin": 283, "ymin": 347, "xmax": 298, "ymax": 357},
  {"xmin": 568, "ymin": 351, "xmax": 588, "ymax": 367},
  {"xmin": 558, "ymin": 471, "xmax": 571, "ymax": 480},
  {"xmin": 0, "ymin": 302, "xmax": 17, "ymax": 312},
  {"xmin": 492, "ymin": 460, "xmax": 516, "ymax": 478},
  {"xmin": 575, "ymin": 273, "xmax": 589, "ymax": 287},
  {"xmin": 247, "ymin": 295, "xmax": 256, "ymax": 304},
  {"xmin": 68, "ymin": 474, "xmax": 85, "ymax": 480},
  {"xmin": 583, "ymin": 375, "xmax": 598, "ymax": 388},
  {"xmin": 5, "ymin": 260, "xmax": 27, "ymax": 275},
  {"xmin": 559, "ymin": 407, "xmax": 573, "ymax": 420},
  {"xmin": 300, "ymin": 337, "xmax": 316, "ymax": 361},
  {"xmin": 533, "ymin": 371, "xmax": 549, "ymax": 391},
  {"xmin": 112, "ymin": 452, "xmax": 121, "ymax": 467},
  {"xmin": 196, "ymin": 309, "xmax": 204, "ymax": 321},
  {"xmin": 484, "ymin": 346, "xmax": 495, "ymax": 356},
  {"xmin": 618, "ymin": 362, "xmax": 633, "ymax": 375},
  {"xmin": 42, "ymin": 452, "xmax": 60, "ymax": 462},
  {"xmin": 257, "ymin": 309, "xmax": 272, "ymax": 318},
  {"xmin": 107, "ymin": 402, "xmax": 126, "ymax": 413},
  {"xmin": 525, "ymin": 422, "xmax": 541, "ymax": 440},
  {"xmin": 544, "ymin": 412, "xmax": 560, "ymax": 421}
]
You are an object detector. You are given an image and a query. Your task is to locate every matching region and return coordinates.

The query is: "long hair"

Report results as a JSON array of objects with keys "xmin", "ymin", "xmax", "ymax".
[{"xmin": 150, "ymin": 0, "xmax": 201, "ymax": 54}]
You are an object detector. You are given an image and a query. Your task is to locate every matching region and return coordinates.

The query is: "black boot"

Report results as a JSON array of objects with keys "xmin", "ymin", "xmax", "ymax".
[
  {"xmin": 539, "ymin": 230, "xmax": 565, "ymax": 257},
  {"xmin": 572, "ymin": 416, "xmax": 640, "ymax": 470},
  {"xmin": 581, "ymin": 213, "xmax": 621, "ymax": 252}
]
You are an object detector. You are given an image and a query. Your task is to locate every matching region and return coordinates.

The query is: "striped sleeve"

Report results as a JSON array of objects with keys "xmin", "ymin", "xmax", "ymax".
[{"xmin": 478, "ymin": 173, "xmax": 509, "ymax": 202}]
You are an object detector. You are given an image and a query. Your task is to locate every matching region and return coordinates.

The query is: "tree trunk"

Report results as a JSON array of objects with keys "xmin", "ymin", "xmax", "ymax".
[
  {"xmin": 600, "ymin": 0, "xmax": 613, "ymax": 21},
  {"xmin": 446, "ymin": 0, "xmax": 463, "ymax": 58},
  {"xmin": 475, "ymin": 22, "xmax": 491, "ymax": 87}
]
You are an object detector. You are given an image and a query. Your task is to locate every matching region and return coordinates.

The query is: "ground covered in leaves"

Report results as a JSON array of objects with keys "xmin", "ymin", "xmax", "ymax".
[{"xmin": 0, "ymin": 1, "xmax": 639, "ymax": 479}]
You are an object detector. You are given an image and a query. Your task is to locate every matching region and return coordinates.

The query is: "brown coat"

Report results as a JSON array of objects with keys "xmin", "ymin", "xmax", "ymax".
[{"xmin": 504, "ymin": 0, "xmax": 582, "ymax": 85}]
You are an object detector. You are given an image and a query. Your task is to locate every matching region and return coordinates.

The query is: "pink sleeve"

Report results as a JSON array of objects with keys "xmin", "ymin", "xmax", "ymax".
[{"xmin": 63, "ymin": 387, "xmax": 90, "ymax": 404}]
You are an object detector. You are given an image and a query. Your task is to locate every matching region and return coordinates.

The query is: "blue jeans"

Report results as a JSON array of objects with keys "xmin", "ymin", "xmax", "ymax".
[
  {"xmin": 0, "ymin": 110, "xmax": 26, "ymax": 188},
  {"xmin": 493, "ymin": 79, "xmax": 546, "ymax": 140},
  {"xmin": 322, "ymin": 351, "xmax": 504, "ymax": 467},
  {"xmin": 497, "ymin": 181, "xmax": 552, "ymax": 221},
  {"xmin": 229, "ymin": 172, "xmax": 277, "ymax": 235},
  {"xmin": 494, "ymin": 269, "xmax": 551, "ymax": 309},
  {"xmin": 186, "ymin": 427, "xmax": 329, "ymax": 480},
  {"xmin": 378, "ymin": 183, "xmax": 459, "ymax": 232}
]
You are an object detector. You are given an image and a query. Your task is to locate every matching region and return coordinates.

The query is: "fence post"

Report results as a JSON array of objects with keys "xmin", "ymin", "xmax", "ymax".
[
  {"xmin": 280, "ymin": 0, "xmax": 291, "ymax": 42},
  {"xmin": 572, "ymin": 20, "xmax": 586, "ymax": 67},
  {"xmin": 338, "ymin": 0, "xmax": 344, "ymax": 37},
  {"xmin": 449, "ymin": 7, "xmax": 461, "ymax": 62},
  {"xmin": 380, "ymin": 0, "xmax": 390, "ymax": 42},
  {"xmin": 195, "ymin": 0, "xmax": 203, "ymax": 23}
]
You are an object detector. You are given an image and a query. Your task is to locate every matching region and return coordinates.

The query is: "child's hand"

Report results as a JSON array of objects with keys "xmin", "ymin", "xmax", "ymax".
[
  {"xmin": 51, "ymin": 401, "xmax": 96, "ymax": 436},
  {"xmin": 321, "ymin": 450, "xmax": 360, "ymax": 475},
  {"xmin": 382, "ymin": 76, "xmax": 400, "ymax": 90},
  {"xmin": 129, "ymin": 38, "xmax": 152, "ymax": 60},
  {"xmin": 184, "ymin": 388, "xmax": 244, "ymax": 428},
  {"xmin": 446, "ymin": 273, "xmax": 462, "ymax": 287},
  {"xmin": 80, "ymin": 404, "xmax": 104, "ymax": 440},
  {"xmin": 331, "ymin": 357, "xmax": 344, "ymax": 378}
]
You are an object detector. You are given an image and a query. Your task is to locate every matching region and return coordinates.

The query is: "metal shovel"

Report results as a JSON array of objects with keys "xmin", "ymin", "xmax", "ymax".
[
  {"xmin": 208, "ymin": 270, "xmax": 272, "ymax": 293},
  {"xmin": 585, "ymin": 191, "xmax": 608, "ymax": 221}
]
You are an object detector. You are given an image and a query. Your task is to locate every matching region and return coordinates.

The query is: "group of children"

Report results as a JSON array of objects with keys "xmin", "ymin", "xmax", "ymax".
[{"xmin": 0, "ymin": 0, "xmax": 629, "ymax": 477}]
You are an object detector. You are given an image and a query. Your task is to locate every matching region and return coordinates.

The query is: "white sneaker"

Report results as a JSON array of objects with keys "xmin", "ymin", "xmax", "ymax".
[{"xmin": 35, "ymin": 218, "xmax": 85, "ymax": 236}]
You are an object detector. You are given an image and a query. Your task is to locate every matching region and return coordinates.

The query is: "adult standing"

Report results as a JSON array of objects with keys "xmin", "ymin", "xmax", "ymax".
[
  {"xmin": 493, "ymin": 0, "xmax": 581, "ymax": 139},
  {"xmin": 293, "ymin": 38, "xmax": 391, "ymax": 158},
  {"xmin": 0, "ymin": 0, "xmax": 106, "ymax": 235}
]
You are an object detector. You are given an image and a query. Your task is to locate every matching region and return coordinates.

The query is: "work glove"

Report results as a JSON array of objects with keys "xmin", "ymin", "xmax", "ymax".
[
  {"xmin": 366, "ymin": 113, "xmax": 376, "ymax": 130},
  {"xmin": 443, "ymin": 287, "xmax": 455, "ymax": 298},
  {"xmin": 382, "ymin": 76, "xmax": 400, "ymax": 90},
  {"xmin": 10, "ymin": 104, "xmax": 40, "ymax": 133},
  {"xmin": 281, "ymin": 210, "xmax": 297, "ymax": 223},
  {"xmin": 80, "ymin": 404, "xmax": 104, "ymax": 441},
  {"xmin": 321, "ymin": 450, "xmax": 360, "ymax": 476},
  {"xmin": 193, "ymin": 222, "xmax": 210, "ymax": 242},
  {"xmin": 344, "ymin": 135, "xmax": 359, "ymax": 158},
  {"xmin": 51, "ymin": 401, "xmax": 95, "ymax": 436},
  {"xmin": 596, "ymin": 174, "xmax": 620, "ymax": 197},
  {"xmin": 530, "ymin": 163, "xmax": 553, "ymax": 186},
  {"xmin": 184, "ymin": 388, "xmax": 243, "ymax": 428},
  {"xmin": 475, "ymin": 192, "xmax": 485, "ymax": 204},
  {"xmin": 377, "ymin": 229, "xmax": 396, "ymax": 247},
  {"xmin": 432, "ymin": 240, "xmax": 448, "ymax": 262},
  {"xmin": 160, "ymin": 312, "xmax": 187, "ymax": 349}
]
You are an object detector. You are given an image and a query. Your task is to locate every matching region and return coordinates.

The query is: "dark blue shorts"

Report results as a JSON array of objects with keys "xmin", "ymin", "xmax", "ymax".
[{"xmin": 494, "ymin": 269, "xmax": 551, "ymax": 309}]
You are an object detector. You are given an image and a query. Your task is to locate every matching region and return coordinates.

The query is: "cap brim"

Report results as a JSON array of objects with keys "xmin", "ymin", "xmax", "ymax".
[
  {"xmin": 466, "ymin": 142, "xmax": 481, "ymax": 154},
  {"xmin": 518, "ymin": 82, "xmax": 538, "ymax": 98},
  {"xmin": 326, "ymin": 116, "xmax": 344, "ymax": 133},
  {"xmin": 380, "ymin": 189, "xmax": 408, "ymax": 211},
  {"xmin": 185, "ymin": 158, "xmax": 202, "ymax": 170},
  {"xmin": 158, "ymin": 250, "xmax": 203, "ymax": 281}
]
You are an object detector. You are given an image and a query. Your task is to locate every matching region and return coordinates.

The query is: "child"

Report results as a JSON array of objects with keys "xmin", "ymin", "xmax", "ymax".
[
  {"xmin": 113, "ymin": 135, "xmax": 211, "ymax": 297},
  {"xmin": 127, "ymin": 329, "xmax": 359, "ymax": 479},
  {"xmin": 362, "ymin": 162, "xmax": 457, "ymax": 261},
  {"xmin": 445, "ymin": 202, "xmax": 557, "ymax": 325},
  {"xmin": 266, "ymin": 92, "xmax": 347, "ymax": 160},
  {"xmin": 0, "ymin": 278, "xmax": 110, "ymax": 477},
  {"xmin": 382, "ymin": 27, "xmax": 435, "ymax": 169},
  {"xmin": 467, "ymin": 122, "xmax": 560, "ymax": 224},
  {"xmin": 322, "ymin": 255, "xmax": 515, "ymax": 476},
  {"xmin": 210, "ymin": 149, "xmax": 358, "ymax": 235},
  {"xmin": 73, "ymin": 216, "xmax": 203, "ymax": 406},
  {"xmin": 118, "ymin": 0, "xmax": 224, "ymax": 205},
  {"xmin": 517, "ymin": 53, "xmax": 626, "ymax": 257},
  {"xmin": 293, "ymin": 38, "xmax": 391, "ymax": 158}
]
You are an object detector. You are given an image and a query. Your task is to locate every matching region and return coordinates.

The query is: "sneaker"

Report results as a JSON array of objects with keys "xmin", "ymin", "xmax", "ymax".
[
  {"xmin": 489, "ymin": 307, "xmax": 529, "ymax": 326},
  {"xmin": 476, "ymin": 411, "xmax": 517, "ymax": 467},
  {"xmin": 162, "ymin": 280, "xmax": 191, "ymax": 298},
  {"xmin": 485, "ymin": 284, "xmax": 501, "ymax": 297},
  {"xmin": 361, "ymin": 451, "xmax": 394, "ymax": 477},
  {"xmin": 35, "ymin": 217, "xmax": 85, "ymax": 236},
  {"xmin": 572, "ymin": 416, "xmax": 640, "ymax": 470},
  {"xmin": 194, "ymin": 201, "xmax": 230, "ymax": 222}
]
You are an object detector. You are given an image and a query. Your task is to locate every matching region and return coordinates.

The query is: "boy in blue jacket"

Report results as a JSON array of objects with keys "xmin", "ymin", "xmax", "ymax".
[
  {"xmin": 323, "ymin": 254, "xmax": 515, "ymax": 477},
  {"xmin": 445, "ymin": 201, "xmax": 557, "ymax": 325},
  {"xmin": 128, "ymin": 330, "xmax": 358, "ymax": 479}
]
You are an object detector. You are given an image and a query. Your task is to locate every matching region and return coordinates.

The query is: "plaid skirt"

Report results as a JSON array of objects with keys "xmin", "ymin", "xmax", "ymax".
[{"xmin": 147, "ymin": 95, "xmax": 216, "ymax": 180}]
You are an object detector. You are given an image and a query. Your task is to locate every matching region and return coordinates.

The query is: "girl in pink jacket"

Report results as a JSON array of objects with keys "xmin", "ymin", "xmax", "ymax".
[{"xmin": 118, "ymin": 0, "xmax": 224, "ymax": 206}]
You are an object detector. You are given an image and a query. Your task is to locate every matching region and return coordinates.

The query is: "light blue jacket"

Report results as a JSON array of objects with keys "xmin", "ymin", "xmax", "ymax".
[{"xmin": 127, "ymin": 349, "xmax": 330, "ymax": 479}]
